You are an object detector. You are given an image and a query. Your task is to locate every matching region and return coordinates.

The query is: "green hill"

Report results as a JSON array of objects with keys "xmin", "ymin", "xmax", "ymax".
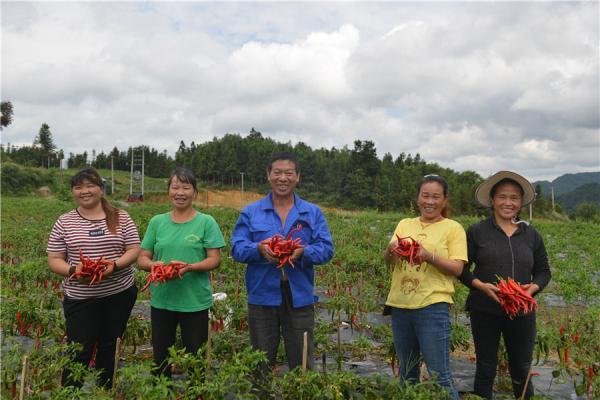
[
  {"xmin": 556, "ymin": 182, "xmax": 600, "ymax": 212},
  {"xmin": 535, "ymin": 172, "xmax": 600, "ymax": 197}
]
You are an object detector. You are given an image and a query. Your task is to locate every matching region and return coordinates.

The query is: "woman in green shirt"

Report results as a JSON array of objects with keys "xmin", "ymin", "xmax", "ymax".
[{"xmin": 138, "ymin": 167, "xmax": 225, "ymax": 376}]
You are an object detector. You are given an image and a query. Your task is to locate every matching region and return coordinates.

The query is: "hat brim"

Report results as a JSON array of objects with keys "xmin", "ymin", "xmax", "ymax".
[{"xmin": 475, "ymin": 171, "xmax": 536, "ymax": 208}]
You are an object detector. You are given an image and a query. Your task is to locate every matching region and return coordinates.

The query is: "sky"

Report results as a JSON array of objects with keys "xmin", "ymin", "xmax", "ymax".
[{"xmin": 1, "ymin": 1, "xmax": 599, "ymax": 182}]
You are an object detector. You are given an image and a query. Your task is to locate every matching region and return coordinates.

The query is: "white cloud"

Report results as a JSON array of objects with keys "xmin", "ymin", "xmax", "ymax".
[
  {"xmin": 227, "ymin": 24, "xmax": 359, "ymax": 101},
  {"xmin": 1, "ymin": 2, "xmax": 598, "ymax": 181}
]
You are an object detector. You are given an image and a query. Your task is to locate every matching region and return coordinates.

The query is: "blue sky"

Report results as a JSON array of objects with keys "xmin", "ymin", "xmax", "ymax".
[{"xmin": 2, "ymin": 1, "xmax": 598, "ymax": 181}]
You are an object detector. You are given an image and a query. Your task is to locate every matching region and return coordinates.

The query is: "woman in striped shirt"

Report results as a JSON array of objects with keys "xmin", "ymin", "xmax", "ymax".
[{"xmin": 47, "ymin": 168, "xmax": 141, "ymax": 388}]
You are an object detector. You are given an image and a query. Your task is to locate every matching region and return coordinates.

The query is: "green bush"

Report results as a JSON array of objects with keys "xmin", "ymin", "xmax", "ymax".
[{"xmin": 0, "ymin": 162, "xmax": 59, "ymax": 195}]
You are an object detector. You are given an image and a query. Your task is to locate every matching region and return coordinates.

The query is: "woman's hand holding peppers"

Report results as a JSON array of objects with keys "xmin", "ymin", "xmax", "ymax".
[
  {"xmin": 141, "ymin": 261, "xmax": 189, "ymax": 291},
  {"xmin": 520, "ymin": 283, "xmax": 540, "ymax": 296},
  {"xmin": 70, "ymin": 250, "xmax": 114, "ymax": 286},
  {"xmin": 171, "ymin": 260, "xmax": 192, "ymax": 276},
  {"xmin": 473, "ymin": 279, "xmax": 501, "ymax": 303}
]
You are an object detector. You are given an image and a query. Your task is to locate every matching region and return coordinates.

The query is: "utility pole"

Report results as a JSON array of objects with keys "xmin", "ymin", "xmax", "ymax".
[
  {"xmin": 129, "ymin": 150, "xmax": 134, "ymax": 196},
  {"xmin": 551, "ymin": 186, "xmax": 555, "ymax": 211},
  {"xmin": 141, "ymin": 148, "xmax": 145, "ymax": 197},
  {"xmin": 529, "ymin": 204, "xmax": 533, "ymax": 221},
  {"xmin": 111, "ymin": 156, "xmax": 115, "ymax": 195},
  {"xmin": 240, "ymin": 172, "xmax": 245, "ymax": 208}
]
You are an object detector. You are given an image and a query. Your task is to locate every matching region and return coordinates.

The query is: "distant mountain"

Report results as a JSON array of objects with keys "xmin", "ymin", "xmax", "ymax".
[
  {"xmin": 556, "ymin": 183, "xmax": 600, "ymax": 212},
  {"xmin": 534, "ymin": 172, "xmax": 600, "ymax": 198}
]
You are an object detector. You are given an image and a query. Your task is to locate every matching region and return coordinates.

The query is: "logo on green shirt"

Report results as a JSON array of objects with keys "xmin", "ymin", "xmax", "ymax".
[{"xmin": 184, "ymin": 233, "xmax": 201, "ymax": 243}]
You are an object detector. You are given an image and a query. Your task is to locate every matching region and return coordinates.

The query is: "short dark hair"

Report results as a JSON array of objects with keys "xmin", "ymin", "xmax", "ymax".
[
  {"xmin": 168, "ymin": 167, "xmax": 198, "ymax": 192},
  {"xmin": 71, "ymin": 168, "xmax": 104, "ymax": 188},
  {"xmin": 267, "ymin": 152, "xmax": 300, "ymax": 173},
  {"xmin": 417, "ymin": 174, "xmax": 448, "ymax": 197},
  {"xmin": 490, "ymin": 178, "xmax": 524, "ymax": 198}
]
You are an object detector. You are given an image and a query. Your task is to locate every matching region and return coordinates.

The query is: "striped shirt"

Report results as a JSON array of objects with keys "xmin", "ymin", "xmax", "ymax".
[{"xmin": 47, "ymin": 209, "xmax": 140, "ymax": 299}]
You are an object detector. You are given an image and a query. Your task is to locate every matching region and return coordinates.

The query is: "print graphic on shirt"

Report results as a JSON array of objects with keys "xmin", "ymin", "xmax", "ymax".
[
  {"xmin": 184, "ymin": 233, "xmax": 200, "ymax": 243},
  {"xmin": 89, "ymin": 228, "xmax": 105, "ymax": 237},
  {"xmin": 400, "ymin": 275, "xmax": 420, "ymax": 295}
]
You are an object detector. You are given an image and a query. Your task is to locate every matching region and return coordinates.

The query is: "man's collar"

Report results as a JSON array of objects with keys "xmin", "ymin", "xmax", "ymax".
[{"xmin": 261, "ymin": 192, "xmax": 309, "ymax": 214}]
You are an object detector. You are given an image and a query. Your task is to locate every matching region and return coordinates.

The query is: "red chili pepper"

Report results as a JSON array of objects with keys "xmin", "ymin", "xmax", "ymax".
[
  {"xmin": 261, "ymin": 224, "xmax": 304, "ymax": 269},
  {"xmin": 390, "ymin": 235, "xmax": 423, "ymax": 265},
  {"xmin": 141, "ymin": 261, "xmax": 187, "ymax": 291},
  {"xmin": 89, "ymin": 341, "xmax": 98, "ymax": 368},
  {"xmin": 16, "ymin": 311, "xmax": 29, "ymax": 336},
  {"xmin": 572, "ymin": 332, "xmax": 580, "ymax": 344},
  {"xmin": 587, "ymin": 366, "xmax": 596, "ymax": 400},
  {"xmin": 70, "ymin": 250, "xmax": 112, "ymax": 286},
  {"xmin": 495, "ymin": 277, "xmax": 538, "ymax": 319}
]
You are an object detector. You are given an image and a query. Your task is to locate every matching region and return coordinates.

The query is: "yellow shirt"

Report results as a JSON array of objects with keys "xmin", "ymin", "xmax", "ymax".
[{"xmin": 385, "ymin": 217, "xmax": 467, "ymax": 309}]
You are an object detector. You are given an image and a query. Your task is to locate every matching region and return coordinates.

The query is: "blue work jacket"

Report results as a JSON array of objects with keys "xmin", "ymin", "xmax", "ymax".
[{"xmin": 231, "ymin": 193, "xmax": 334, "ymax": 308}]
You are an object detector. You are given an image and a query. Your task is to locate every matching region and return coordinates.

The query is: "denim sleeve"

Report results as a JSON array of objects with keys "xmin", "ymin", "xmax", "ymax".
[
  {"xmin": 231, "ymin": 210, "xmax": 263, "ymax": 264},
  {"xmin": 302, "ymin": 208, "xmax": 334, "ymax": 266}
]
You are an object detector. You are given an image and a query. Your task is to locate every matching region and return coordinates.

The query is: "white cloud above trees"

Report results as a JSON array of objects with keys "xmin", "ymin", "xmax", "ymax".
[{"xmin": 2, "ymin": 1, "xmax": 598, "ymax": 181}]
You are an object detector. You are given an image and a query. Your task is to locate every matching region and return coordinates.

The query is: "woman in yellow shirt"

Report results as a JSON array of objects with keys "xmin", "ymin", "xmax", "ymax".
[{"xmin": 384, "ymin": 175, "xmax": 467, "ymax": 400}]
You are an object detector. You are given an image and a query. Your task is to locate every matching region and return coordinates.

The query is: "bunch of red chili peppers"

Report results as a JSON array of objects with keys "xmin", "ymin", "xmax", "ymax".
[
  {"xmin": 390, "ymin": 235, "xmax": 422, "ymax": 265},
  {"xmin": 495, "ymin": 277, "xmax": 538, "ymax": 319},
  {"xmin": 69, "ymin": 249, "xmax": 112, "ymax": 286},
  {"xmin": 261, "ymin": 224, "xmax": 304, "ymax": 269},
  {"xmin": 16, "ymin": 311, "xmax": 31, "ymax": 336},
  {"xmin": 141, "ymin": 261, "xmax": 187, "ymax": 291}
]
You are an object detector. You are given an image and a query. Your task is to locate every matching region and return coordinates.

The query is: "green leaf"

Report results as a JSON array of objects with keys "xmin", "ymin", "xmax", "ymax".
[{"xmin": 552, "ymin": 370, "xmax": 561, "ymax": 378}]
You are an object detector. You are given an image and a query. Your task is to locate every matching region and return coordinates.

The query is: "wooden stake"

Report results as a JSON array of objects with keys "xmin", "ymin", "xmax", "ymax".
[
  {"xmin": 302, "ymin": 331, "xmax": 308, "ymax": 371},
  {"xmin": 520, "ymin": 368, "xmax": 533, "ymax": 400},
  {"xmin": 336, "ymin": 269, "xmax": 342, "ymax": 371},
  {"xmin": 112, "ymin": 337, "xmax": 121, "ymax": 391},
  {"xmin": 19, "ymin": 355, "xmax": 28, "ymax": 400},
  {"xmin": 206, "ymin": 321, "xmax": 212, "ymax": 369}
]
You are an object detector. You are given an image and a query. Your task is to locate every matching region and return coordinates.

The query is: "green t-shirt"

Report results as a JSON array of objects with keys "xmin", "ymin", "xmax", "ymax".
[{"xmin": 141, "ymin": 211, "xmax": 225, "ymax": 312}]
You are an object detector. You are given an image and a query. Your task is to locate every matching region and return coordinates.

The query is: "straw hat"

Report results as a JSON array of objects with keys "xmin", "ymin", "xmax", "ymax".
[{"xmin": 475, "ymin": 171, "xmax": 536, "ymax": 208}]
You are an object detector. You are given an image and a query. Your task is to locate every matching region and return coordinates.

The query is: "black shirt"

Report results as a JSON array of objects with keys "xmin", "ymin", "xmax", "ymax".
[{"xmin": 459, "ymin": 216, "xmax": 552, "ymax": 316}]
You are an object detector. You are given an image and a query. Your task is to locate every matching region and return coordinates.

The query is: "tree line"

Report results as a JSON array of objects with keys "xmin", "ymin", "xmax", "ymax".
[
  {"xmin": 2, "ymin": 102, "xmax": 593, "ymax": 219},
  {"xmin": 2, "ymin": 123, "xmax": 488, "ymax": 214}
]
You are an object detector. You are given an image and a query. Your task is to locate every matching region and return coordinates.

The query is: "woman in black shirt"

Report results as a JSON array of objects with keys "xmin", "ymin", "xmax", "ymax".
[{"xmin": 460, "ymin": 171, "xmax": 551, "ymax": 399}]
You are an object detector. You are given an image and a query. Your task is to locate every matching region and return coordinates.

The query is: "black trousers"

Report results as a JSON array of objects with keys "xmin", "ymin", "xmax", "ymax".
[
  {"xmin": 151, "ymin": 306, "xmax": 208, "ymax": 376},
  {"xmin": 62, "ymin": 285, "xmax": 137, "ymax": 388},
  {"xmin": 470, "ymin": 310, "xmax": 536, "ymax": 399},
  {"xmin": 248, "ymin": 281, "xmax": 315, "ymax": 372}
]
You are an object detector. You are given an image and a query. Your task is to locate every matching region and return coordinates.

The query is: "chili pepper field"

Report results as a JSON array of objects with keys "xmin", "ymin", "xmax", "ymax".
[{"xmin": 1, "ymin": 197, "xmax": 598, "ymax": 399}]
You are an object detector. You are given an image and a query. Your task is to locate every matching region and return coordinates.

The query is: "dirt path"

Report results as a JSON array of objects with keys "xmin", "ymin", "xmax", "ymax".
[{"xmin": 147, "ymin": 189, "xmax": 265, "ymax": 209}]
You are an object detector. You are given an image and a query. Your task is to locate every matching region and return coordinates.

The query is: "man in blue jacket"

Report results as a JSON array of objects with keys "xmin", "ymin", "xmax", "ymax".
[{"xmin": 231, "ymin": 152, "xmax": 334, "ymax": 372}]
